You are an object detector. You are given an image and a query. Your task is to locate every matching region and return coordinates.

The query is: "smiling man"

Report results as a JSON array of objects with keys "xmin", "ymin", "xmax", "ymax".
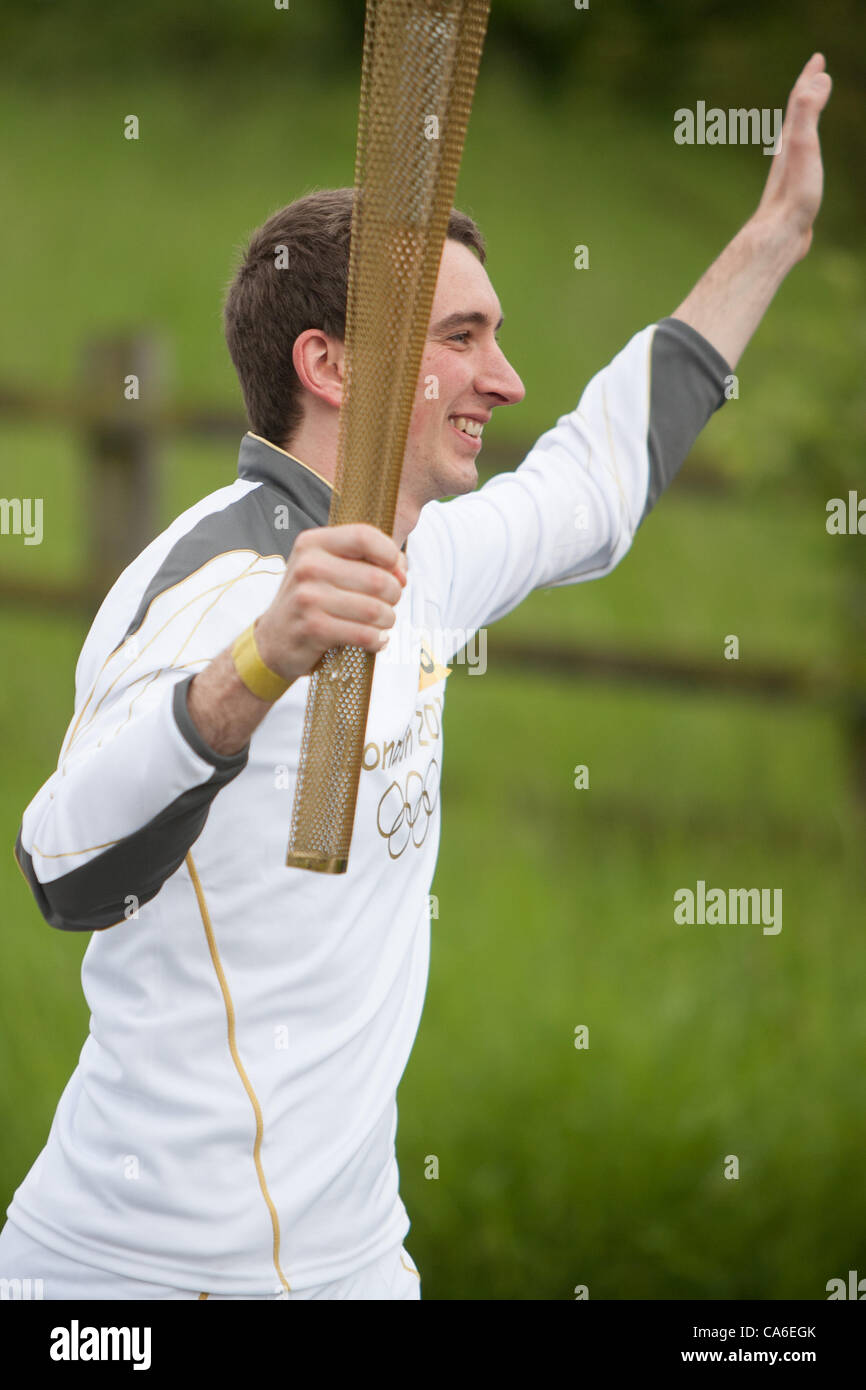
[
  {"xmin": 2, "ymin": 55, "xmax": 831, "ymax": 1300},
  {"xmin": 279, "ymin": 228, "xmax": 525, "ymax": 543}
]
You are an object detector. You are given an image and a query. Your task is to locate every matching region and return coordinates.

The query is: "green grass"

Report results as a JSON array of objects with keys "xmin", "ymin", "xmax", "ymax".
[
  {"xmin": 0, "ymin": 60, "xmax": 864, "ymax": 1299},
  {"xmin": 403, "ymin": 669, "xmax": 866, "ymax": 1300}
]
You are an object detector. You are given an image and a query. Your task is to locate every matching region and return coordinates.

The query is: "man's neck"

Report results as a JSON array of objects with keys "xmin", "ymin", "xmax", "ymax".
[{"xmin": 282, "ymin": 428, "xmax": 420, "ymax": 551}]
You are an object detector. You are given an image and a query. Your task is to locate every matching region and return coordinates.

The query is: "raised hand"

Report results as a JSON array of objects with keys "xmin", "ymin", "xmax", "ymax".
[{"xmin": 754, "ymin": 52, "xmax": 833, "ymax": 261}]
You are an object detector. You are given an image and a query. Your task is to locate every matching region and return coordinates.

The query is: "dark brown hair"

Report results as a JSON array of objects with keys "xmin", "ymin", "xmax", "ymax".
[{"xmin": 223, "ymin": 187, "xmax": 486, "ymax": 449}]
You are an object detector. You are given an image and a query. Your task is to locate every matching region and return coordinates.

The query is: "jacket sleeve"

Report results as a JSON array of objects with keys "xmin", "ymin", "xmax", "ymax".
[
  {"xmin": 12, "ymin": 553, "xmax": 268, "ymax": 933},
  {"xmin": 408, "ymin": 317, "xmax": 730, "ymax": 663}
]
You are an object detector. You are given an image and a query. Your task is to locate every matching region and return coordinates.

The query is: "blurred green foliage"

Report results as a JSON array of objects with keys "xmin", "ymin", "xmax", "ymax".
[
  {"xmin": 1, "ymin": 0, "xmax": 864, "ymax": 1300},
  {"xmin": 3, "ymin": 0, "xmax": 864, "ymax": 147}
]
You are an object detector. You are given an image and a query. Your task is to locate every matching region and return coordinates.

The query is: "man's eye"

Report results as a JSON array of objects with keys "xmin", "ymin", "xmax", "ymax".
[{"xmin": 449, "ymin": 331, "xmax": 470, "ymax": 343}]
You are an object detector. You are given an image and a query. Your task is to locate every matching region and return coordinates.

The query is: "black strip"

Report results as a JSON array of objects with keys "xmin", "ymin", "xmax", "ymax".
[
  {"xmin": 14, "ymin": 681, "xmax": 248, "ymax": 933},
  {"xmin": 642, "ymin": 317, "xmax": 732, "ymax": 523}
]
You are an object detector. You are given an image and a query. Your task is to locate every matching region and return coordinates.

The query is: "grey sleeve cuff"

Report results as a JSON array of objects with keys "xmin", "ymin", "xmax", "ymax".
[
  {"xmin": 172, "ymin": 674, "xmax": 250, "ymax": 771},
  {"xmin": 642, "ymin": 316, "xmax": 733, "ymax": 523}
]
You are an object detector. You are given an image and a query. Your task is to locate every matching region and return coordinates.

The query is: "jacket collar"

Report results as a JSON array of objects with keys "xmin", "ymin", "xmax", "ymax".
[{"xmin": 237, "ymin": 432, "xmax": 333, "ymax": 526}]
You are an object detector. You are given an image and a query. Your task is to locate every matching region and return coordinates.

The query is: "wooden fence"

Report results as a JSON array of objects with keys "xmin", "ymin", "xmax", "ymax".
[{"xmin": 1, "ymin": 331, "xmax": 863, "ymax": 805}]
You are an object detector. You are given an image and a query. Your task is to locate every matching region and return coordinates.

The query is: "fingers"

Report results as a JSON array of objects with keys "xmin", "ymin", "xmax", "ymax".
[
  {"xmin": 312, "ymin": 583, "xmax": 400, "ymax": 636},
  {"xmin": 787, "ymin": 53, "xmax": 833, "ymax": 119},
  {"xmin": 801, "ymin": 52, "xmax": 826, "ymax": 78},
  {"xmin": 291, "ymin": 526, "xmax": 407, "ymax": 616},
  {"xmin": 300, "ymin": 521, "xmax": 407, "ymax": 578},
  {"xmin": 799, "ymin": 51, "xmax": 832, "ymax": 108},
  {"xmin": 809, "ymin": 72, "xmax": 833, "ymax": 110},
  {"xmin": 776, "ymin": 53, "xmax": 832, "ymax": 159},
  {"xmin": 282, "ymin": 523, "xmax": 408, "ymax": 659},
  {"xmin": 789, "ymin": 77, "xmax": 832, "ymax": 145},
  {"xmin": 790, "ymin": 53, "xmax": 827, "ymax": 97},
  {"xmin": 291, "ymin": 556, "xmax": 404, "ymax": 629},
  {"xmin": 305, "ymin": 552, "xmax": 406, "ymax": 605}
]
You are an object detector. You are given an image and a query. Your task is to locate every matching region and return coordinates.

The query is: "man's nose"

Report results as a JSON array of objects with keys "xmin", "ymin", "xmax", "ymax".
[{"xmin": 479, "ymin": 345, "xmax": 525, "ymax": 406}]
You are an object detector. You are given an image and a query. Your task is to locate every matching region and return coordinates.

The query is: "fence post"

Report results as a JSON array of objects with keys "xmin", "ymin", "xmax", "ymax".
[{"xmin": 80, "ymin": 333, "xmax": 165, "ymax": 600}]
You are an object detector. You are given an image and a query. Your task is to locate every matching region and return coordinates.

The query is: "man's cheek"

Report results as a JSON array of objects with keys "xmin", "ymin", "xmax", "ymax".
[{"xmin": 418, "ymin": 371, "xmax": 441, "ymax": 408}]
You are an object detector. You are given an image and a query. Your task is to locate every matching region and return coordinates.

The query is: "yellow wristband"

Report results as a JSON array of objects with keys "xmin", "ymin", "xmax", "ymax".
[{"xmin": 231, "ymin": 622, "xmax": 291, "ymax": 702}]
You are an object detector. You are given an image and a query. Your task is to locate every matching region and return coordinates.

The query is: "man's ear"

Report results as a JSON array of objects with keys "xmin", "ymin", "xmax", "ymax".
[{"xmin": 291, "ymin": 328, "xmax": 344, "ymax": 409}]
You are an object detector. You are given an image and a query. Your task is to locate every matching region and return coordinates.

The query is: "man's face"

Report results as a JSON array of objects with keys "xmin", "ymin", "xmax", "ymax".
[{"xmin": 400, "ymin": 238, "xmax": 525, "ymax": 509}]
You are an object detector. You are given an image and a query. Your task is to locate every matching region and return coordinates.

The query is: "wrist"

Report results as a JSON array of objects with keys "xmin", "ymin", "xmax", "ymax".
[
  {"xmin": 232, "ymin": 618, "xmax": 294, "ymax": 703},
  {"xmin": 187, "ymin": 651, "xmax": 266, "ymax": 758},
  {"xmin": 747, "ymin": 208, "xmax": 811, "ymax": 270},
  {"xmin": 250, "ymin": 613, "xmax": 303, "ymax": 689}
]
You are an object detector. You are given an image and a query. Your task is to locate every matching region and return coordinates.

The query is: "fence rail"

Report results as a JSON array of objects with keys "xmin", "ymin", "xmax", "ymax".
[{"xmin": 1, "ymin": 331, "xmax": 863, "ymax": 805}]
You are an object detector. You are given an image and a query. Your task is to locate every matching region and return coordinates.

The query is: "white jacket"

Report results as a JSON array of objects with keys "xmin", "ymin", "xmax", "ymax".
[{"xmin": 9, "ymin": 318, "xmax": 728, "ymax": 1294}]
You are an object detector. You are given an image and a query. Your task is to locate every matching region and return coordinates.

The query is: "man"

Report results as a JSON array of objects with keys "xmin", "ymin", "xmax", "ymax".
[{"xmin": 1, "ymin": 55, "xmax": 831, "ymax": 1300}]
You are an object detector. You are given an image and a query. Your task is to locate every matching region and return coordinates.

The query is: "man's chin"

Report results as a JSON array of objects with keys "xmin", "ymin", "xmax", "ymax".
[
  {"xmin": 411, "ymin": 444, "xmax": 479, "ymax": 505},
  {"xmin": 442, "ymin": 456, "xmax": 478, "ymax": 499}
]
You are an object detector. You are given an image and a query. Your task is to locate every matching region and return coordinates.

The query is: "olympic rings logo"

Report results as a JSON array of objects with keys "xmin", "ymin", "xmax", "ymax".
[{"xmin": 376, "ymin": 758, "xmax": 440, "ymax": 859}]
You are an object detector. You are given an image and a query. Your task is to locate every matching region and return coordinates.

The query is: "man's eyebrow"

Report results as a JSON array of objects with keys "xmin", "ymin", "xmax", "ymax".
[{"xmin": 430, "ymin": 310, "xmax": 505, "ymax": 335}]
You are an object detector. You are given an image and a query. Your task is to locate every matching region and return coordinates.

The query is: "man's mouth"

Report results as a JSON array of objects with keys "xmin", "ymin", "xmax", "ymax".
[{"xmin": 448, "ymin": 415, "xmax": 485, "ymax": 446}]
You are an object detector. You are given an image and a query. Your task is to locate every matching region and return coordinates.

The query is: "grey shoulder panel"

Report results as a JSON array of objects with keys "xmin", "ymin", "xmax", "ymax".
[
  {"xmin": 14, "ymin": 679, "xmax": 248, "ymax": 933},
  {"xmin": 117, "ymin": 483, "xmax": 318, "ymax": 651},
  {"xmin": 642, "ymin": 317, "xmax": 732, "ymax": 524}
]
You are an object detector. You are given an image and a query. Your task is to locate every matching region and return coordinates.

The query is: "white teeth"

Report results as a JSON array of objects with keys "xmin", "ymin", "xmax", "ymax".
[{"xmin": 450, "ymin": 416, "xmax": 483, "ymax": 438}]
